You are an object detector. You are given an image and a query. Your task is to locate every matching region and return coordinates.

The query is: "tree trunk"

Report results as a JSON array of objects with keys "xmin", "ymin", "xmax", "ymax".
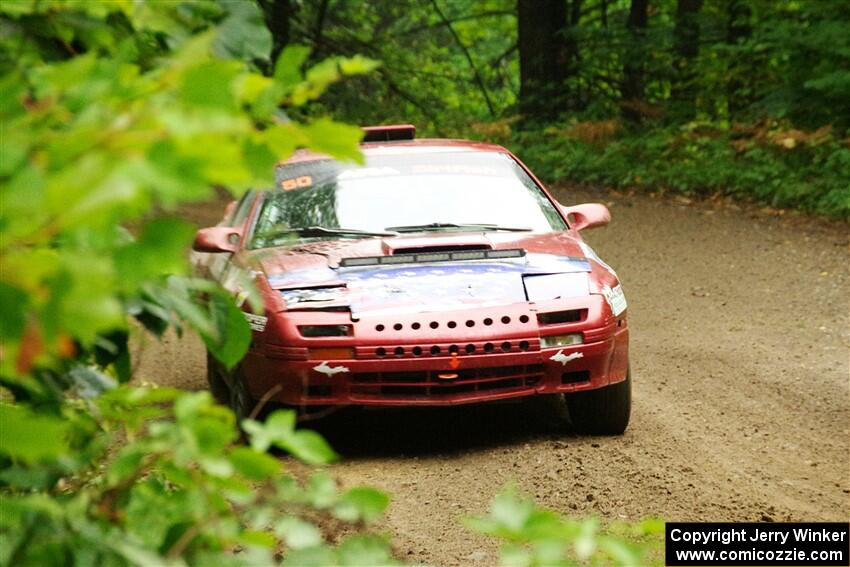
[
  {"xmin": 671, "ymin": 0, "xmax": 704, "ymax": 119},
  {"xmin": 517, "ymin": 0, "xmax": 569, "ymax": 121},
  {"xmin": 726, "ymin": 0, "xmax": 753, "ymax": 115},
  {"xmin": 258, "ymin": 0, "xmax": 296, "ymax": 65},
  {"xmin": 621, "ymin": 0, "xmax": 649, "ymax": 122},
  {"xmin": 567, "ymin": 0, "xmax": 584, "ymax": 109}
]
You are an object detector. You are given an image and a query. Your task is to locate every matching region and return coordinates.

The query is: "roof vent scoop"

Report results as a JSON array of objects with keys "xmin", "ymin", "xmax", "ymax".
[{"xmin": 362, "ymin": 124, "xmax": 416, "ymax": 142}]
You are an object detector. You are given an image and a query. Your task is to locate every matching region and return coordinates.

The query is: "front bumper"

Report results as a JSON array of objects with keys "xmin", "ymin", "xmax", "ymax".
[{"xmin": 242, "ymin": 296, "xmax": 629, "ymax": 407}]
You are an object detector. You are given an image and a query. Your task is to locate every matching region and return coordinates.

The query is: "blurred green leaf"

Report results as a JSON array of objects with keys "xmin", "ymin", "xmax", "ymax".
[
  {"xmin": 107, "ymin": 446, "xmax": 147, "ymax": 486},
  {"xmin": 490, "ymin": 485, "xmax": 534, "ymax": 533},
  {"xmin": 0, "ymin": 282, "xmax": 27, "ymax": 339},
  {"xmin": 205, "ymin": 289, "xmax": 252, "ymax": 370},
  {"xmin": 276, "ymin": 429, "xmax": 338, "ymax": 466},
  {"xmin": 274, "ymin": 45, "xmax": 311, "ymax": 90},
  {"xmin": 180, "ymin": 61, "xmax": 240, "ymax": 112},
  {"xmin": 275, "ymin": 516, "xmax": 323, "ymax": 550},
  {"xmin": 336, "ymin": 535, "xmax": 396, "ymax": 566},
  {"xmin": 305, "ymin": 471, "xmax": 337, "ymax": 509},
  {"xmin": 333, "ymin": 487, "xmax": 390, "ymax": 523},
  {"xmin": 114, "ymin": 218, "xmax": 195, "ymax": 292},
  {"xmin": 243, "ymin": 409, "xmax": 295, "ymax": 452},
  {"xmin": 228, "ymin": 446, "xmax": 281, "ymax": 480},
  {"xmin": 339, "ymin": 55, "xmax": 381, "ymax": 76},
  {"xmin": 0, "ymin": 404, "xmax": 69, "ymax": 463},
  {"xmin": 281, "ymin": 544, "xmax": 337, "ymax": 567},
  {"xmin": 213, "ymin": 0, "xmax": 272, "ymax": 62},
  {"xmin": 300, "ymin": 118, "xmax": 365, "ymax": 164}
]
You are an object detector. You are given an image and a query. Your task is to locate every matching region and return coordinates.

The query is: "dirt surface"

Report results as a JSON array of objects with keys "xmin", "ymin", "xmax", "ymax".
[{"xmin": 136, "ymin": 187, "xmax": 850, "ymax": 566}]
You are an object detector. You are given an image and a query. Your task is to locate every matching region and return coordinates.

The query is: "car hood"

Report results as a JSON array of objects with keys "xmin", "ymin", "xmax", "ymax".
[{"xmin": 246, "ymin": 232, "xmax": 594, "ymax": 316}]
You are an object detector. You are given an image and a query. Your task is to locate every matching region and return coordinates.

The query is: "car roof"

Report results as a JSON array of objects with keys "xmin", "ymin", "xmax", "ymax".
[{"xmin": 278, "ymin": 138, "xmax": 511, "ymax": 166}]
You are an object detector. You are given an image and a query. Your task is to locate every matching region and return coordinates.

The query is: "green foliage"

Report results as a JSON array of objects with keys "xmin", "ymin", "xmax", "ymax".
[
  {"xmin": 0, "ymin": 2, "xmax": 391, "ymax": 565},
  {"xmin": 243, "ymin": 411, "xmax": 337, "ymax": 466},
  {"xmin": 468, "ymin": 486, "xmax": 664, "ymax": 567},
  {"xmin": 0, "ymin": 0, "xmax": 377, "ymax": 382},
  {"xmin": 284, "ymin": 0, "xmax": 850, "ymax": 131},
  {"xmin": 511, "ymin": 121, "xmax": 850, "ymax": 218},
  {"xmin": 284, "ymin": 0, "xmax": 517, "ymax": 132},
  {"xmin": 0, "ymin": 390, "xmax": 395, "ymax": 566}
]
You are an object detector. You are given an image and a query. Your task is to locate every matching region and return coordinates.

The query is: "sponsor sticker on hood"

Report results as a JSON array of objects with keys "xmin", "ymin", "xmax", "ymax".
[{"xmin": 270, "ymin": 253, "xmax": 592, "ymax": 316}]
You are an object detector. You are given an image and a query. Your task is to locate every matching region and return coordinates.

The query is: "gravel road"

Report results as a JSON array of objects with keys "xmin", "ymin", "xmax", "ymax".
[{"xmin": 136, "ymin": 186, "xmax": 850, "ymax": 566}]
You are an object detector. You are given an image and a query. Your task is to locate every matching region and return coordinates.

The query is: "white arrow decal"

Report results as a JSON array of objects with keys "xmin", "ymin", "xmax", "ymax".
[
  {"xmin": 549, "ymin": 350, "xmax": 584, "ymax": 366},
  {"xmin": 312, "ymin": 361, "xmax": 350, "ymax": 376}
]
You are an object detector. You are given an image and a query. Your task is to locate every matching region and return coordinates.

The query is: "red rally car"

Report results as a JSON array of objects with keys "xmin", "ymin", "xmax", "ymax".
[{"xmin": 193, "ymin": 125, "xmax": 631, "ymax": 435}]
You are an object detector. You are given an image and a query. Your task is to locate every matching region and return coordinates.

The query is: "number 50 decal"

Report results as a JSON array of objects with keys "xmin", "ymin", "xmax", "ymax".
[{"xmin": 280, "ymin": 176, "xmax": 313, "ymax": 191}]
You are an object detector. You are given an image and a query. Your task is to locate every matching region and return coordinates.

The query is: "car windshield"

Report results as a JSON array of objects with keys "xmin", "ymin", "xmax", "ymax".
[{"xmin": 250, "ymin": 151, "xmax": 566, "ymax": 249}]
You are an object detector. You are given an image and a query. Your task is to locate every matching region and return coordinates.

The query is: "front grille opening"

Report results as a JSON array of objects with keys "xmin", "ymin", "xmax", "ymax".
[
  {"xmin": 562, "ymin": 370, "xmax": 590, "ymax": 384},
  {"xmin": 306, "ymin": 385, "xmax": 332, "ymax": 397},
  {"xmin": 479, "ymin": 365, "xmax": 542, "ymax": 378},
  {"xmin": 384, "ymin": 371, "xmax": 427, "ymax": 382},
  {"xmin": 350, "ymin": 364, "xmax": 544, "ymax": 399},
  {"xmin": 298, "ymin": 324, "xmax": 351, "ymax": 337},
  {"xmin": 383, "ymin": 386, "xmax": 414, "ymax": 396},
  {"xmin": 538, "ymin": 309, "xmax": 586, "ymax": 325}
]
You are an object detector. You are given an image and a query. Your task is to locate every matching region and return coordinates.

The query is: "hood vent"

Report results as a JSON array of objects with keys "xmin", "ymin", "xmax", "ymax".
[
  {"xmin": 339, "ymin": 248, "xmax": 525, "ymax": 268},
  {"xmin": 390, "ymin": 244, "xmax": 490, "ymax": 255}
]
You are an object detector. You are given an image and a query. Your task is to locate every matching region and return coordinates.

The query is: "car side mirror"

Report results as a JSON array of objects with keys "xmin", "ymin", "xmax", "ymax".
[
  {"xmin": 192, "ymin": 227, "xmax": 242, "ymax": 253},
  {"xmin": 560, "ymin": 203, "xmax": 611, "ymax": 232}
]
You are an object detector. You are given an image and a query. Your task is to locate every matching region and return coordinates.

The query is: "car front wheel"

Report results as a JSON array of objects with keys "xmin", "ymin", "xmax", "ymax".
[
  {"xmin": 227, "ymin": 365, "xmax": 256, "ymax": 426},
  {"xmin": 565, "ymin": 370, "xmax": 632, "ymax": 435},
  {"xmin": 206, "ymin": 352, "xmax": 230, "ymax": 405}
]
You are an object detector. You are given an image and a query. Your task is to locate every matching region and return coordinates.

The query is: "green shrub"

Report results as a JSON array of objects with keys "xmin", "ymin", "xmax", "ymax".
[
  {"xmin": 0, "ymin": 3, "xmax": 390, "ymax": 565},
  {"xmin": 0, "ymin": 390, "xmax": 395, "ymax": 566},
  {"xmin": 513, "ymin": 123, "xmax": 850, "ymax": 219},
  {"xmin": 468, "ymin": 486, "xmax": 664, "ymax": 567}
]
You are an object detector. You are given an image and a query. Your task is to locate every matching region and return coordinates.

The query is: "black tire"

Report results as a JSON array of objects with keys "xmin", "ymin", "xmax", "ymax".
[
  {"xmin": 227, "ymin": 365, "xmax": 256, "ymax": 427},
  {"xmin": 565, "ymin": 370, "xmax": 632, "ymax": 435},
  {"xmin": 206, "ymin": 352, "xmax": 230, "ymax": 405}
]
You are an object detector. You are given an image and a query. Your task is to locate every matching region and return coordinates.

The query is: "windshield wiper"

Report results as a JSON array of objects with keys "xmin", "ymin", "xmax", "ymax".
[
  {"xmin": 263, "ymin": 226, "xmax": 399, "ymax": 239},
  {"xmin": 385, "ymin": 222, "xmax": 533, "ymax": 233}
]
